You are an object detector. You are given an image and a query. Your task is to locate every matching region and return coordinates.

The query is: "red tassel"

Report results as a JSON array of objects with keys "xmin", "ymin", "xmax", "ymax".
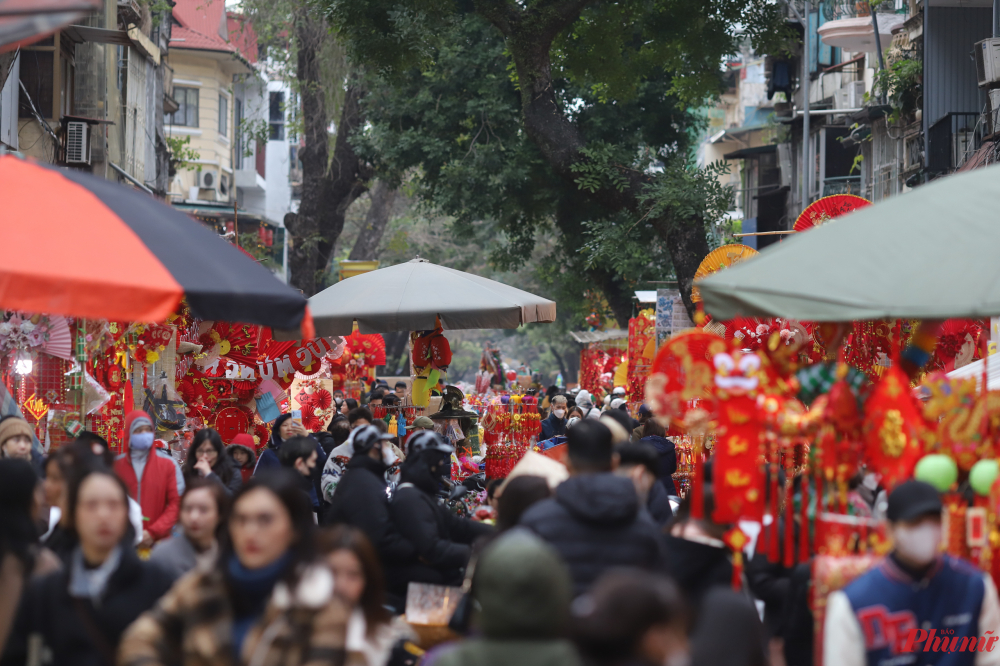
[
  {"xmin": 731, "ymin": 550, "xmax": 743, "ymax": 591},
  {"xmin": 767, "ymin": 461, "xmax": 780, "ymax": 562},
  {"xmin": 783, "ymin": 475, "xmax": 796, "ymax": 568},
  {"xmin": 691, "ymin": 441, "xmax": 704, "ymax": 520},
  {"xmin": 799, "ymin": 475, "xmax": 811, "ymax": 563}
]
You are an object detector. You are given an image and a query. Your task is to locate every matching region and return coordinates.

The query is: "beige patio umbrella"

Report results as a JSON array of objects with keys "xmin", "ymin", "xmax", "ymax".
[{"xmin": 309, "ymin": 258, "xmax": 557, "ymax": 335}]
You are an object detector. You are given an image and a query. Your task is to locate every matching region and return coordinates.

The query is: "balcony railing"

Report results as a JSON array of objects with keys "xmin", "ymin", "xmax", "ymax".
[
  {"xmin": 928, "ymin": 112, "xmax": 981, "ymax": 175},
  {"xmin": 823, "ymin": 176, "xmax": 862, "ymax": 196},
  {"xmin": 821, "ymin": 0, "xmax": 905, "ymax": 21}
]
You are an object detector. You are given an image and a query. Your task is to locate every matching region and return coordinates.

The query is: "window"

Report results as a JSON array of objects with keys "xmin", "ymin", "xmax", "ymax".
[
  {"xmin": 269, "ymin": 91, "xmax": 284, "ymax": 140},
  {"xmin": 18, "ymin": 33, "xmax": 74, "ymax": 121},
  {"xmin": 218, "ymin": 94, "xmax": 228, "ymax": 137},
  {"xmin": 166, "ymin": 86, "xmax": 198, "ymax": 127}
]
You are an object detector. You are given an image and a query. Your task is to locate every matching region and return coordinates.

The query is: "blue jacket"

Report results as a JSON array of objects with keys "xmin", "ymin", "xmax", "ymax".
[
  {"xmin": 842, "ymin": 554, "xmax": 987, "ymax": 666},
  {"xmin": 540, "ymin": 414, "xmax": 567, "ymax": 441}
]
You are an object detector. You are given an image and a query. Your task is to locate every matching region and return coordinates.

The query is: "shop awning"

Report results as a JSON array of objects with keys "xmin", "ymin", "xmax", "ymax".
[
  {"xmin": 569, "ymin": 330, "xmax": 628, "ymax": 344},
  {"xmin": 697, "ymin": 162, "xmax": 1000, "ymax": 321}
]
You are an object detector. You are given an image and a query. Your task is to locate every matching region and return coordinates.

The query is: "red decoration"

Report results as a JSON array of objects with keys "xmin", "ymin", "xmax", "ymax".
[
  {"xmin": 792, "ymin": 194, "xmax": 871, "ymax": 232},
  {"xmin": 862, "ymin": 365, "xmax": 928, "ymax": 490},
  {"xmin": 214, "ymin": 406, "xmax": 250, "ymax": 443}
]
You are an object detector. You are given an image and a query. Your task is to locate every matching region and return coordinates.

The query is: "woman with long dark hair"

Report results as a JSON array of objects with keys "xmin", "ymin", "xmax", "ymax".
[
  {"xmin": 149, "ymin": 478, "xmax": 230, "ymax": 579},
  {"xmin": 318, "ymin": 526, "xmax": 412, "ymax": 666},
  {"xmin": 120, "ymin": 469, "xmax": 349, "ymax": 666},
  {"xmin": 0, "ymin": 459, "xmax": 60, "ymax": 656},
  {"xmin": 182, "ymin": 428, "xmax": 241, "ymax": 496},
  {"xmin": 2, "ymin": 467, "xmax": 174, "ymax": 666}
]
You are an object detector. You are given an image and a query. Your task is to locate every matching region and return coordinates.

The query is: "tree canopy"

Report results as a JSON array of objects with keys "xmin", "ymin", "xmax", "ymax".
[{"xmin": 322, "ymin": 0, "xmax": 790, "ymax": 324}]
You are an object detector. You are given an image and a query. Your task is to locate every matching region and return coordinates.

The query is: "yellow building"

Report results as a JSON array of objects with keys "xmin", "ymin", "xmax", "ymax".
[{"xmin": 165, "ymin": 0, "xmax": 254, "ymax": 203}]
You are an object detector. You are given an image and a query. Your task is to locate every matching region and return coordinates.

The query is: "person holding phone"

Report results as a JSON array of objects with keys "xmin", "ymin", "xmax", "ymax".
[{"xmin": 253, "ymin": 413, "xmax": 309, "ymax": 474}]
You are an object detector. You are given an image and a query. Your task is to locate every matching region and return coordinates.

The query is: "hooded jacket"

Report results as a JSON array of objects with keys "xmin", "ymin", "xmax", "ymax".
[
  {"xmin": 253, "ymin": 414, "xmax": 292, "ymax": 474},
  {"xmin": 323, "ymin": 454, "xmax": 415, "ymax": 566},
  {"xmin": 518, "ymin": 473, "xmax": 663, "ymax": 596},
  {"xmin": 113, "ymin": 410, "xmax": 180, "ymax": 541},
  {"xmin": 429, "ymin": 532, "xmax": 582, "ymax": 666},
  {"xmin": 227, "ymin": 440, "xmax": 257, "ymax": 484},
  {"xmin": 640, "ymin": 435, "xmax": 678, "ymax": 496}
]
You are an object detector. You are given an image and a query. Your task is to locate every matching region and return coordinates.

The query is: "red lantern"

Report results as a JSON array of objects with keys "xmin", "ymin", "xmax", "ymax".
[{"xmin": 506, "ymin": 370, "xmax": 517, "ymax": 381}]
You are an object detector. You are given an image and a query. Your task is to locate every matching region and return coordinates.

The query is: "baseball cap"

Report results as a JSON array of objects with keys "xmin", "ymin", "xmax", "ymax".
[
  {"xmin": 412, "ymin": 416, "xmax": 435, "ymax": 429},
  {"xmin": 886, "ymin": 480, "xmax": 943, "ymax": 523}
]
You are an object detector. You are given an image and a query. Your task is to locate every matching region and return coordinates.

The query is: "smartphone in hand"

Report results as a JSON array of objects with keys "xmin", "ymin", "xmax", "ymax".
[{"xmin": 291, "ymin": 409, "xmax": 303, "ymax": 429}]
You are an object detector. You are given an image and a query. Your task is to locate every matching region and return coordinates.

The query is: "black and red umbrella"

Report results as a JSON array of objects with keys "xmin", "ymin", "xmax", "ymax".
[{"xmin": 0, "ymin": 155, "xmax": 311, "ymax": 335}]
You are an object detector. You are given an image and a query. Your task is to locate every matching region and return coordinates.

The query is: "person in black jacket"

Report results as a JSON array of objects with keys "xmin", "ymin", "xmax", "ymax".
[
  {"xmin": 540, "ymin": 394, "xmax": 568, "ymax": 441},
  {"xmin": 181, "ymin": 428, "xmax": 242, "ymax": 496},
  {"xmin": 389, "ymin": 431, "xmax": 493, "ymax": 588},
  {"xmin": 615, "ymin": 442, "xmax": 673, "ymax": 525},
  {"xmin": 518, "ymin": 420, "xmax": 663, "ymax": 597},
  {"xmin": 323, "ymin": 425, "xmax": 415, "ymax": 577},
  {"xmin": 2, "ymin": 467, "xmax": 174, "ymax": 666},
  {"xmin": 638, "ymin": 419, "xmax": 678, "ymax": 496}
]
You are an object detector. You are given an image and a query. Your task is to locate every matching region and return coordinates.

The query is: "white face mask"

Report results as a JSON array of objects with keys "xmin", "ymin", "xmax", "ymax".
[
  {"xmin": 862, "ymin": 472, "xmax": 880, "ymax": 491},
  {"xmin": 566, "ymin": 417, "xmax": 581, "ymax": 429},
  {"xmin": 893, "ymin": 522, "xmax": 942, "ymax": 566},
  {"xmin": 553, "ymin": 409, "xmax": 566, "ymax": 419}
]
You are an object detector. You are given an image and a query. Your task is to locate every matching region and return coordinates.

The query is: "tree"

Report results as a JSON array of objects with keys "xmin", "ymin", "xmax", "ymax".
[
  {"xmin": 238, "ymin": 0, "xmax": 372, "ymax": 296},
  {"xmin": 349, "ymin": 180, "xmax": 398, "ymax": 260},
  {"xmin": 323, "ymin": 0, "xmax": 789, "ymax": 318}
]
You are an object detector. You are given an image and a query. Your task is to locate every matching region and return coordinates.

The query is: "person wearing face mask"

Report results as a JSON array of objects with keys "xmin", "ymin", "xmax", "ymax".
[
  {"xmin": 824, "ymin": 479, "xmax": 1000, "ymax": 666},
  {"xmin": 542, "ymin": 395, "xmax": 569, "ymax": 441},
  {"xmin": 113, "ymin": 410, "xmax": 180, "ymax": 548},
  {"xmin": 389, "ymin": 431, "xmax": 493, "ymax": 588}
]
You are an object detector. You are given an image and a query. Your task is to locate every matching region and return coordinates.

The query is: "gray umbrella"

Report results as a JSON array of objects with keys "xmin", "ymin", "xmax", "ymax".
[{"xmin": 309, "ymin": 258, "xmax": 557, "ymax": 335}]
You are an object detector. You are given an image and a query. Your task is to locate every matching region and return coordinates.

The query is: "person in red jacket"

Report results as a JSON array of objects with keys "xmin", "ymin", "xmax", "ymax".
[{"xmin": 113, "ymin": 410, "xmax": 180, "ymax": 547}]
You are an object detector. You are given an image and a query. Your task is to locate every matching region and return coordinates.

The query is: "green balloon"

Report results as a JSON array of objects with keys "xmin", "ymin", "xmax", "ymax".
[
  {"xmin": 969, "ymin": 459, "xmax": 1000, "ymax": 496},
  {"xmin": 914, "ymin": 454, "xmax": 958, "ymax": 493}
]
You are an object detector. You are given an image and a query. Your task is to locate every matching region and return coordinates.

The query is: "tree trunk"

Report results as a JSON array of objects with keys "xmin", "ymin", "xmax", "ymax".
[
  {"xmin": 548, "ymin": 343, "xmax": 568, "ymax": 383},
  {"xmin": 286, "ymin": 12, "xmax": 371, "ymax": 296},
  {"xmin": 349, "ymin": 180, "xmax": 397, "ymax": 260},
  {"xmin": 476, "ymin": 0, "xmax": 708, "ymax": 318}
]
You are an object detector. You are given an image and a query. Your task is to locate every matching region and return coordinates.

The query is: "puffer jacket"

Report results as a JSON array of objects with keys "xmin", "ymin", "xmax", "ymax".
[
  {"xmin": 323, "ymin": 455, "xmax": 415, "ymax": 565},
  {"xmin": 518, "ymin": 473, "xmax": 663, "ymax": 596},
  {"xmin": 227, "ymin": 443, "xmax": 257, "ymax": 485},
  {"xmin": 640, "ymin": 434, "xmax": 678, "ymax": 496},
  {"xmin": 118, "ymin": 563, "xmax": 349, "ymax": 666},
  {"xmin": 389, "ymin": 484, "xmax": 493, "ymax": 576}
]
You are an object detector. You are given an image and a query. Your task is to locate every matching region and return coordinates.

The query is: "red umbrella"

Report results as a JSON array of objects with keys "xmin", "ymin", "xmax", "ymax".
[{"xmin": 0, "ymin": 155, "xmax": 311, "ymax": 335}]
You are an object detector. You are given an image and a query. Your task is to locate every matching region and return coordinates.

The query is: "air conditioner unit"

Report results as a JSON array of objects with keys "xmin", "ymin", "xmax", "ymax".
[
  {"xmin": 198, "ymin": 169, "xmax": 218, "ymax": 191},
  {"xmin": 219, "ymin": 173, "xmax": 230, "ymax": 199},
  {"xmin": 834, "ymin": 81, "xmax": 867, "ymax": 110},
  {"xmin": 975, "ymin": 39, "xmax": 1000, "ymax": 88},
  {"xmin": 65, "ymin": 121, "xmax": 91, "ymax": 165}
]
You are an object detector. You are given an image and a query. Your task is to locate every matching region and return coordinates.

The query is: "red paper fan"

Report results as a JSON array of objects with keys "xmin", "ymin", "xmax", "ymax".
[
  {"xmin": 345, "ymin": 331, "xmax": 386, "ymax": 366},
  {"xmin": 793, "ymin": 194, "xmax": 871, "ymax": 232}
]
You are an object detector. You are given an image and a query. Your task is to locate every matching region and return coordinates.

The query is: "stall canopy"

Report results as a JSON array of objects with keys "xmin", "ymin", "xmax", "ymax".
[
  {"xmin": 0, "ymin": 156, "xmax": 308, "ymax": 334},
  {"xmin": 698, "ymin": 163, "xmax": 1000, "ymax": 322},
  {"xmin": 309, "ymin": 258, "xmax": 557, "ymax": 335},
  {"xmin": 947, "ymin": 355, "xmax": 1000, "ymax": 391}
]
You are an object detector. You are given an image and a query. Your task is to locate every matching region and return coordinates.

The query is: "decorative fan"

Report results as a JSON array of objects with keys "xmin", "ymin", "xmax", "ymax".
[
  {"xmin": 41, "ymin": 316, "xmax": 73, "ymax": 360},
  {"xmin": 344, "ymin": 330, "xmax": 386, "ymax": 366},
  {"xmin": 793, "ymin": 194, "xmax": 871, "ymax": 232},
  {"xmin": 691, "ymin": 244, "xmax": 759, "ymax": 303}
]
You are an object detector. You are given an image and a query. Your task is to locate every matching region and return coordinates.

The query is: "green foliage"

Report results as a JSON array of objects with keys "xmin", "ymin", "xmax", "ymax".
[
  {"xmin": 165, "ymin": 135, "xmax": 199, "ymax": 174},
  {"xmin": 237, "ymin": 232, "xmax": 282, "ymax": 272},
  {"xmin": 872, "ymin": 57, "xmax": 922, "ymax": 123},
  {"xmin": 239, "ymin": 118, "xmax": 269, "ymax": 157}
]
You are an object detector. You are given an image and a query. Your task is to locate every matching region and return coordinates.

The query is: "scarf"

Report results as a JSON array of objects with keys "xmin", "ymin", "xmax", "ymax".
[
  {"xmin": 227, "ymin": 550, "xmax": 292, "ymax": 656},
  {"xmin": 68, "ymin": 545, "xmax": 122, "ymax": 604}
]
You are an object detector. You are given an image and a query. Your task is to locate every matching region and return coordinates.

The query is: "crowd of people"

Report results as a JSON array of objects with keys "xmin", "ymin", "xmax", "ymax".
[{"xmin": 0, "ymin": 378, "xmax": 992, "ymax": 666}]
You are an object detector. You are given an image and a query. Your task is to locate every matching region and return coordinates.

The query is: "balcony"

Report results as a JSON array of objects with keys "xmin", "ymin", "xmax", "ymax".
[
  {"xmin": 823, "ymin": 175, "xmax": 862, "ymax": 196},
  {"xmin": 928, "ymin": 112, "xmax": 982, "ymax": 175},
  {"xmin": 818, "ymin": 0, "xmax": 905, "ymax": 52}
]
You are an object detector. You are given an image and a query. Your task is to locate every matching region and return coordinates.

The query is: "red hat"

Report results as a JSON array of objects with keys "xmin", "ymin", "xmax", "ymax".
[{"xmin": 231, "ymin": 433, "xmax": 255, "ymax": 447}]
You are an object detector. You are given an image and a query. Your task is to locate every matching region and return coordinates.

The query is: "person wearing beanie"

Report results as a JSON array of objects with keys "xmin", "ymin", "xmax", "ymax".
[
  {"xmin": 430, "ymin": 531, "xmax": 582, "ymax": 666},
  {"xmin": 112, "ymin": 410, "xmax": 181, "ymax": 547},
  {"xmin": 0, "ymin": 415, "xmax": 42, "ymax": 476},
  {"xmin": 226, "ymin": 433, "xmax": 257, "ymax": 484},
  {"xmin": 824, "ymin": 479, "xmax": 1000, "ymax": 666}
]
